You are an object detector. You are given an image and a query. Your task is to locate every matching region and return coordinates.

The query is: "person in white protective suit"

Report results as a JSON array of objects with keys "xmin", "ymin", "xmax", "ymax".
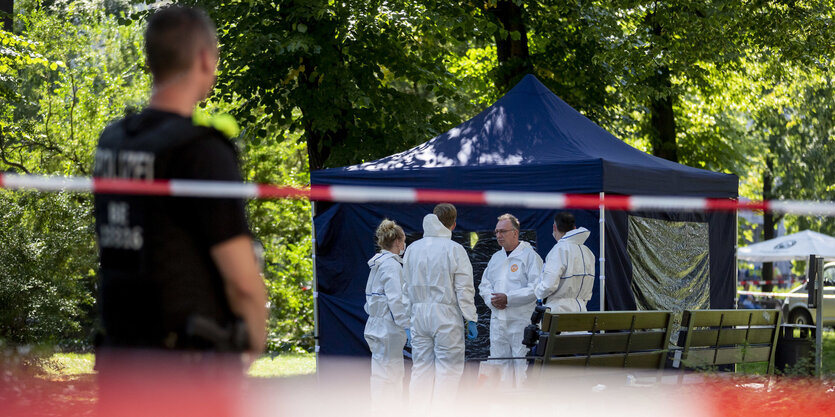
[
  {"xmin": 478, "ymin": 213, "xmax": 542, "ymax": 388},
  {"xmin": 364, "ymin": 219, "xmax": 410, "ymax": 407},
  {"xmin": 403, "ymin": 203, "xmax": 478, "ymax": 407},
  {"xmin": 535, "ymin": 212, "xmax": 596, "ymax": 312}
]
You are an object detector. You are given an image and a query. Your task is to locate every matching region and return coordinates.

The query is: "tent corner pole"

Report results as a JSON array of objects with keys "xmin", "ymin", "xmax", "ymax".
[
  {"xmin": 310, "ymin": 201, "xmax": 320, "ymax": 379},
  {"xmin": 599, "ymin": 192, "xmax": 606, "ymax": 312}
]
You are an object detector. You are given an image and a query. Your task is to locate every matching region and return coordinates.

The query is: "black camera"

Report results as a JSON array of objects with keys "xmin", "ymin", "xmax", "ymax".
[
  {"xmin": 530, "ymin": 303, "xmax": 549, "ymax": 325},
  {"xmin": 522, "ymin": 303, "xmax": 550, "ymax": 349}
]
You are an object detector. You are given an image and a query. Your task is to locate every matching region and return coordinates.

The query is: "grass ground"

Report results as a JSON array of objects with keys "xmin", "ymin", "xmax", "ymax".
[
  {"xmin": 42, "ymin": 352, "xmax": 96, "ymax": 377},
  {"xmin": 0, "ymin": 352, "xmax": 314, "ymax": 416},
  {"xmin": 38, "ymin": 328, "xmax": 835, "ymax": 379},
  {"xmin": 820, "ymin": 330, "xmax": 835, "ymax": 375},
  {"xmin": 247, "ymin": 353, "xmax": 316, "ymax": 377},
  {"xmin": 736, "ymin": 329, "xmax": 834, "ymax": 376},
  {"xmin": 41, "ymin": 352, "xmax": 317, "ymax": 378}
]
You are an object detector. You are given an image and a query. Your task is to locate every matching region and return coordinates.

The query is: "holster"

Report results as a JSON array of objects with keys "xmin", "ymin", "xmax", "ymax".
[{"xmin": 185, "ymin": 315, "xmax": 250, "ymax": 352}]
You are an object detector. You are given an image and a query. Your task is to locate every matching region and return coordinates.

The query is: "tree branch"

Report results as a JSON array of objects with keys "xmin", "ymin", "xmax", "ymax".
[
  {"xmin": 0, "ymin": 139, "xmax": 31, "ymax": 174},
  {"xmin": 69, "ymin": 72, "xmax": 76, "ymax": 149},
  {"xmin": 44, "ymin": 76, "xmax": 55, "ymax": 149}
]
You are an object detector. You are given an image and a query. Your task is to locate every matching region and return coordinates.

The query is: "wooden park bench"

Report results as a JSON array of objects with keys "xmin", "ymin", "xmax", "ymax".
[
  {"xmin": 532, "ymin": 310, "xmax": 674, "ymax": 372},
  {"xmin": 672, "ymin": 309, "xmax": 782, "ymax": 378}
]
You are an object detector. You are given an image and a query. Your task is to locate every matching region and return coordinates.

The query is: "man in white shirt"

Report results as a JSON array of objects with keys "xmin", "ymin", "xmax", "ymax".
[{"xmin": 479, "ymin": 213, "xmax": 542, "ymax": 388}]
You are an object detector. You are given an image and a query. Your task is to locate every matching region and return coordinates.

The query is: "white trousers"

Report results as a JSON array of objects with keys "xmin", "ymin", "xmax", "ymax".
[
  {"xmin": 365, "ymin": 316, "xmax": 407, "ymax": 407},
  {"xmin": 487, "ymin": 317, "xmax": 528, "ymax": 388},
  {"xmin": 409, "ymin": 303, "xmax": 465, "ymax": 408}
]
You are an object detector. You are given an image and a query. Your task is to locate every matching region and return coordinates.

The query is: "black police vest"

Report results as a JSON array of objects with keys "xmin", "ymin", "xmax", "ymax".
[{"xmin": 93, "ymin": 112, "xmax": 237, "ymax": 350}]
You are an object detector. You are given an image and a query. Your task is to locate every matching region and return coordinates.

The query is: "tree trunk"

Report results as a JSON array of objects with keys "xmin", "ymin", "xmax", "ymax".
[
  {"xmin": 762, "ymin": 157, "xmax": 775, "ymax": 293},
  {"xmin": 305, "ymin": 126, "xmax": 330, "ymax": 172},
  {"xmin": 649, "ymin": 66, "xmax": 678, "ymax": 162},
  {"xmin": 299, "ymin": 58, "xmax": 348, "ymax": 171},
  {"xmin": 302, "ymin": 115, "xmax": 350, "ymax": 171},
  {"xmin": 645, "ymin": 18, "xmax": 677, "ymax": 163},
  {"xmin": 486, "ymin": 1, "xmax": 531, "ymax": 91}
]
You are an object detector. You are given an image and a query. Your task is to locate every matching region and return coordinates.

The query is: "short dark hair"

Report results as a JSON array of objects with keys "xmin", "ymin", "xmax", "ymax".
[
  {"xmin": 554, "ymin": 212, "xmax": 575, "ymax": 233},
  {"xmin": 145, "ymin": 6, "xmax": 217, "ymax": 82},
  {"xmin": 433, "ymin": 203, "xmax": 457, "ymax": 228}
]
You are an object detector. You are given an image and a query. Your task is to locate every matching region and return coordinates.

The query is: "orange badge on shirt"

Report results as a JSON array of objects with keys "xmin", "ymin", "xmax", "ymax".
[{"xmin": 510, "ymin": 264, "xmax": 519, "ymax": 272}]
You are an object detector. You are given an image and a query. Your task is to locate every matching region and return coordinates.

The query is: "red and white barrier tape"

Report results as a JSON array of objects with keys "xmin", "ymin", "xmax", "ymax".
[
  {"xmin": 738, "ymin": 279, "xmax": 794, "ymax": 286},
  {"xmin": 2, "ymin": 172, "xmax": 835, "ymax": 214},
  {"xmin": 738, "ymin": 290, "xmax": 835, "ymax": 299}
]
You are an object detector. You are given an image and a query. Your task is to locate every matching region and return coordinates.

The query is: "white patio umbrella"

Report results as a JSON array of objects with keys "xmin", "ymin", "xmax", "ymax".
[{"xmin": 737, "ymin": 230, "xmax": 835, "ymax": 262}]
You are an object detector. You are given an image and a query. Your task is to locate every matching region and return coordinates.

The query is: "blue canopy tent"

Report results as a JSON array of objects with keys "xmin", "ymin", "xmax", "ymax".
[{"xmin": 311, "ymin": 74, "xmax": 738, "ymax": 358}]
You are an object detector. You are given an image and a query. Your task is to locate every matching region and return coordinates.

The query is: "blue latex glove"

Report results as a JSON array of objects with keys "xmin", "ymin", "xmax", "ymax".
[
  {"xmin": 466, "ymin": 321, "xmax": 478, "ymax": 340},
  {"xmin": 405, "ymin": 328, "xmax": 412, "ymax": 347}
]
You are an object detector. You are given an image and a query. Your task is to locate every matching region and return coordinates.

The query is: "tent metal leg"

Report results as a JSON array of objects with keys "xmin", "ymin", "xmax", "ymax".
[
  {"xmin": 735, "ymin": 209, "xmax": 739, "ymax": 298},
  {"xmin": 599, "ymin": 192, "xmax": 606, "ymax": 311},
  {"xmin": 311, "ymin": 202, "xmax": 320, "ymax": 378}
]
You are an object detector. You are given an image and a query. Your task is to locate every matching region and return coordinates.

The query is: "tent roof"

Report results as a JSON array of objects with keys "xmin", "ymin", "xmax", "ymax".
[
  {"xmin": 737, "ymin": 230, "xmax": 835, "ymax": 262},
  {"xmin": 313, "ymin": 74, "xmax": 737, "ymax": 197}
]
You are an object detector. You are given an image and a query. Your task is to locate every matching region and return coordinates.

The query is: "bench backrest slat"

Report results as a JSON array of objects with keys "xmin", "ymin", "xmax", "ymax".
[
  {"xmin": 546, "ymin": 331, "xmax": 668, "ymax": 355},
  {"xmin": 547, "ymin": 311, "xmax": 672, "ymax": 332},
  {"xmin": 537, "ymin": 310, "xmax": 674, "ymax": 371},
  {"xmin": 678, "ymin": 309, "xmax": 781, "ymax": 374},
  {"xmin": 683, "ymin": 328, "xmax": 776, "ymax": 346},
  {"xmin": 545, "ymin": 352, "xmax": 667, "ymax": 368},
  {"xmin": 684, "ymin": 346, "xmax": 775, "ymax": 367},
  {"xmin": 682, "ymin": 309, "xmax": 779, "ymax": 327}
]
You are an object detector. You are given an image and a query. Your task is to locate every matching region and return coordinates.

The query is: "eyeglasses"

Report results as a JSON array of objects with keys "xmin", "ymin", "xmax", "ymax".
[{"xmin": 494, "ymin": 229, "xmax": 515, "ymax": 235}]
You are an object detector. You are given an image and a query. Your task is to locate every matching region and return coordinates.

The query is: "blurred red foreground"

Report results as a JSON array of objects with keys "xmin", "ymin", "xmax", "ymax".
[{"xmin": 1, "ymin": 355, "xmax": 834, "ymax": 417}]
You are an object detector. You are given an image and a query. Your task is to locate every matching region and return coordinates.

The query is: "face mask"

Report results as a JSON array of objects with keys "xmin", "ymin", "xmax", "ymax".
[{"xmin": 399, "ymin": 246, "xmax": 405, "ymax": 256}]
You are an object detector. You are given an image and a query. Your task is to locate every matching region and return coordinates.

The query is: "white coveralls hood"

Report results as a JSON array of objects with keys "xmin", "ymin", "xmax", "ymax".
[
  {"xmin": 364, "ymin": 251, "xmax": 409, "ymax": 327},
  {"xmin": 478, "ymin": 240, "xmax": 543, "ymax": 388},
  {"xmin": 534, "ymin": 227, "xmax": 596, "ymax": 313},
  {"xmin": 403, "ymin": 213, "xmax": 477, "ymax": 406},
  {"xmin": 422, "ymin": 212, "xmax": 452, "ymax": 238},
  {"xmin": 363, "ymin": 249, "xmax": 409, "ymax": 406}
]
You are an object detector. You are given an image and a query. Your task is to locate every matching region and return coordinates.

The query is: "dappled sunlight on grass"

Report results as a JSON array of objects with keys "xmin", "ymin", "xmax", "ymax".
[
  {"xmin": 44, "ymin": 353, "xmax": 95, "ymax": 378},
  {"xmin": 822, "ymin": 330, "xmax": 835, "ymax": 376},
  {"xmin": 42, "ymin": 352, "xmax": 317, "ymax": 379},
  {"xmin": 248, "ymin": 353, "xmax": 316, "ymax": 378}
]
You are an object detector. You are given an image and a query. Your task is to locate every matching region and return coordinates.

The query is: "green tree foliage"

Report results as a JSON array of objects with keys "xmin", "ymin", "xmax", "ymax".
[
  {"xmin": 0, "ymin": 191, "xmax": 97, "ymax": 348},
  {"xmin": 0, "ymin": 21, "xmax": 55, "ymax": 171},
  {"xmin": 0, "ymin": 1, "xmax": 148, "ymax": 348},
  {"xmin": 464, "ymin": 1, "xmax": 834, "ymax": 172},
  {"xmin": 753, "ymin": 68, "xmax": 835, "ymax": 236},
  {"xmin": 235, "ymin": 104, "xmax": 314, "ymax": 352},
  {"xmin": 2, "ymin": 1, "xmax": 319, "ymax": 352},
  {"xmin": 7, "ymin": 1, "xmax": 149, "ymax": 175},
  {"xmin": 184, "ymin": 0, "xmax": 475, "ymax": 170}
]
